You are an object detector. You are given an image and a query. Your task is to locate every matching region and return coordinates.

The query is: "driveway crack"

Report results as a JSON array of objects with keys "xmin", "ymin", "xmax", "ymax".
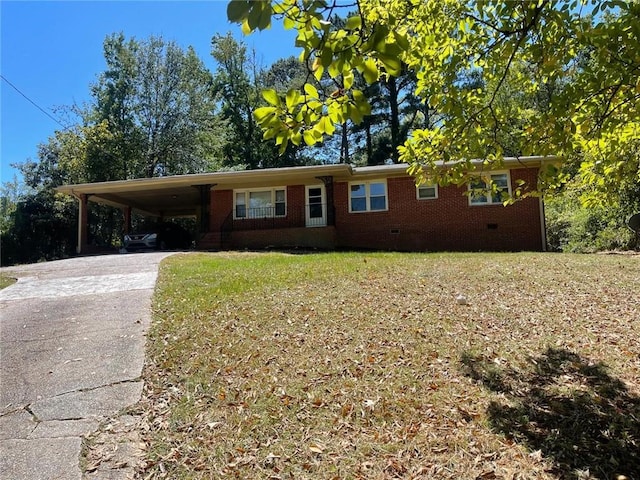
[
  {"xmin": 24, "ymin": 403, "xmax": 40, "ymax": 422},
  {"xmin": 23, "ymin": 404, "xmax": 41, "ymax": 437},
  {"xmin": 50, "ymin": 377, "xmax": 144, "ymax": 399}
]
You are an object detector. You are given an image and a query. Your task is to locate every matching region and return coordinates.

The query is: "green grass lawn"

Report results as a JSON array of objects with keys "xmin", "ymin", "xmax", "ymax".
[
  {"xmin": 0, "ymin": 273, "xmax": 17, "ymax": 290},
  {"xmin": 139, "ymin": 251, "xmax": 640, "ymax": 479}
]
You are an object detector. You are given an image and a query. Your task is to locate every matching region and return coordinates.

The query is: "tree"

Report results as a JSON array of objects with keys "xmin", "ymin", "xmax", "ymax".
[
  {"xmin": 229, "ymin": 0, "xmax": 640, "ymax": 201},
  {"xmin": 0, "ymin": 175, "xmax": 22, "ymax": 238},
  {"xmin": 211, "ymin": 32, "xmax": 264, "ymax": 169},
  {"xmin": 1, "ymin": 139, "xmax": 79, "ymax": 265},
  {"xmin": 212, "ymin": 34, "xmax": 314, "ymax": 168},
  {"xmin": 261, "ymin": 55, "xmax": 310, "ymax": 93},
  {"xmin": 90, "ymin": 33, "xmax": 220, "ymax": 179},
  {"xmin": 261, "ymin": 56, "xmax": 319, "ymax": 166},
  {"xmin": 89, "ymin": 33, "xmax": 140, "ymax": 180},
  {"xmin": 351, "ymin": 66, "xmax": 429, "ymax": 165}
]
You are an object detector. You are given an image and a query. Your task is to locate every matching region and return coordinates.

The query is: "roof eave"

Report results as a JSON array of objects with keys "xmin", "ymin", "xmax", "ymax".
[{"xmin": 56, "ymin": 164, "xmax": 354, "ymax": 196}]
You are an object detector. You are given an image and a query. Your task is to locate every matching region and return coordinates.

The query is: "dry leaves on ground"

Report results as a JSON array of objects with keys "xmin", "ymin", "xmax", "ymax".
[{"xmin": 137, "ymin": 252, "xmax": 640, "ymax": 479}]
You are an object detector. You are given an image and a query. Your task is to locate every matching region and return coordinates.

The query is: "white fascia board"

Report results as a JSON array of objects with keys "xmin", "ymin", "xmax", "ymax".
[{"xmin": 56, "ymin": 164, "xmax": 353, "ymax": 195}]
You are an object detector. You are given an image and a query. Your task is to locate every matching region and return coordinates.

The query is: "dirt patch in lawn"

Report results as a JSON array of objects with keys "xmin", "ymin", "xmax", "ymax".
[{"xmin": 137, "ymin": 252, "xmax": 640, "ymax": 479}]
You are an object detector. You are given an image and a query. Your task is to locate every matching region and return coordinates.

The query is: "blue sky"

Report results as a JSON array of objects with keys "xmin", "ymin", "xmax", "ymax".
[{"xmin": 1, "ymin": 0, "xmax": 298, "ymax": 184}]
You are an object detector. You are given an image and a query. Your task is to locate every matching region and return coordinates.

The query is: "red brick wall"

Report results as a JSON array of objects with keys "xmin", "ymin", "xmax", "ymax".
[
  {"xmin": 209, "ymin": 185, "xmax": 336, "ymax": 249},
  {"xmin": 210, "ymin": 185, "xmax": 307, "ymax": 231},
  {"xmin": 211, "ymin": 189, "xmax": 233, "ymax": 231},
  {"xmin": 207, "ymin": 168, "xmax": 544, "ymax": 252},
  {"xmin": 334, "ymin": 167, "xmax": 543, "ymax": 251},
  {"xmin": 288, "ymin": 185, "xmax": 305, "ymax": 214},
  {"xmin": 231, "ymin": 227, "xmax": 337, "ymax": 250}
]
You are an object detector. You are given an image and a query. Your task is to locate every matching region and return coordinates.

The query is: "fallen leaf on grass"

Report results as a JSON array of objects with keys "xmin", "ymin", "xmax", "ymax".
[
  {"xmin": 309, "ymin": 443, "xmax": 325, "ymax": 454},
  {"xmin": 476, "ymin": 470, "xmax": 497, "ymax": 479},
  {"xmin": 227, "ymin": 455, "xmax": 255, "ymax": 468}
]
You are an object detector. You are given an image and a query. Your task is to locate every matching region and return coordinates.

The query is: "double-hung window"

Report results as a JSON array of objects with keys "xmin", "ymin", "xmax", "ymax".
[
  {"xmin": 469, "ymin": 172, "xmax": 510, "ymax": 205},
  {"xmin": 349, "ymin": 180, "xmax": 388, "ymax": 212},
  {"xmin": 234, "ymin": 188, "xmax": 286, "ymax": 218}
]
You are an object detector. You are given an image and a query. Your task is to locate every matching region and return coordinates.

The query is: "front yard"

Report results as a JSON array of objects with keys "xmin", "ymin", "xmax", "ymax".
[{"xmin": 138, "ymin": 251, "xmax": 640, "ymax": 479}]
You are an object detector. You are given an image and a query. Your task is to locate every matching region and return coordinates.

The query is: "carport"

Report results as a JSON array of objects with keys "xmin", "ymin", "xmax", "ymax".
[
  {"xmin": 57, "ymin": 174, "xmax": 215, "ymax": 254},
  {"xmin": 56, "ymin": 165, "xmax": 352, "ymax": 253}
]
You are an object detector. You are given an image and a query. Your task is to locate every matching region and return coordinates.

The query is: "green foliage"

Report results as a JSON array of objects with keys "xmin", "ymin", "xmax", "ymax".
[
  {"xmin": 211, "ymin": 32, "xmax": 263, "ymax": 168},
  {"xmin": 576, "ymin": 122, "xmax": 640, "ymax": 210},
  {"xmin": 212, "ymin": 34, "xmax": 316, "ymax": 167},
  {"xmin": 545, "ymin": 192, "xmax": 635, "ymax": 253},
  {"xmin": 546, "ymin": 121, "xmax": 640, "ymax": 253},
  {"xmin": 230, "ymin": 0, "xmax": 640, "ymax": 202},
  {"xmin": 0, "ymin": 176, "xmax": 22, "ymax": 236},
  {"xmin": 261, "ymin": 56, "xmax": 309, "ymax": 94},
  {"xmin": 0, "ymin": 188, "xmax": 77, "ymax": 266},
  {"xmin": 1, "ymin": 137, "xmax": 81, "ymax": 265},
  {"xmin": 89, "ymin": 33, "xmax": 221, "ymax": 179}
]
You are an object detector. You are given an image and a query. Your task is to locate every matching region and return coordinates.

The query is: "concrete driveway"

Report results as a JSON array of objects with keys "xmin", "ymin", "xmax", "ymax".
[{"xmin": 0, "ymin": 252, "xmax": 174, "ymax": 479}]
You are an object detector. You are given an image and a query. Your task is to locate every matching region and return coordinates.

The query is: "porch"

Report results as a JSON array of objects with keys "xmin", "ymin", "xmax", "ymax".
[{"xmin": 197, "ymin": 203, "xmax": 337, "ymax": 250}]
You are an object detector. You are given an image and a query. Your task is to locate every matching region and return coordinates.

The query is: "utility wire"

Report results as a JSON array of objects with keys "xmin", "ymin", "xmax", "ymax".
[{"xmin": 1, "ymin": 74, "xmax": 69, "ymax": 130}]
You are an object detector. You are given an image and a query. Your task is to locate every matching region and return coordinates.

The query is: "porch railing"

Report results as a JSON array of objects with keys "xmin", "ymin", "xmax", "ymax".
[{"xmin": 222, "ymin": 203, "xmax": 331, "ymax": 234}]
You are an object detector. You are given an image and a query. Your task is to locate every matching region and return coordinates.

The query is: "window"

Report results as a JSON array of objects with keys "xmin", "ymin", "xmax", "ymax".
[
  {"xmin": 235, "ymin": 192, "xmax": 246, "ymax": 218},
  {"xmin": 349, "ymin": 180, "xmax": 388, "ymax": 212},
  {"xmin": 234, "ymin": 188, "xmax": 286, "ymax": 218},
  {"xmin": 307, "ymin": 187, "xmax": 323, "ymax": 220},
  {"xmin": 417, "ymin": 184, "xmax": 438, "ymax": 200},
  {"xmin": 469, "ymin": 172, "xmax": 510, "ymax": 205}
]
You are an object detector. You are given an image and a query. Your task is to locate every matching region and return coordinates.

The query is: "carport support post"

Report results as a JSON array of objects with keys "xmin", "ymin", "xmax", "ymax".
[
  {"xmin": 196, "ymin": 184, "xmax": 213, "ymax": 234},
  {"xmin": 77, "ymin": 193, "xmax": 89, "ymax": 254},
  {"xmin": 123, "ymin": 206, "xmax": 132, "ymax": 235}
]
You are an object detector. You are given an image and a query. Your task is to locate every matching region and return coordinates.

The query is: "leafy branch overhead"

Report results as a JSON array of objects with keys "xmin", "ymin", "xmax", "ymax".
[{"xmin": 228, "ymin": 0, "xmax": 640, "ymax": 200}]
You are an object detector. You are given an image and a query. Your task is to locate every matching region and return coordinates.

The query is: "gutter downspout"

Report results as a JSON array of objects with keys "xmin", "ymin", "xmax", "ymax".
[
  {"xmin": 537, "ymin": 156, "xmax": 562, "ymax": 253},
  {"xmin": 539, "ymin": 195, "xmax": 547, "ymax": 252}
]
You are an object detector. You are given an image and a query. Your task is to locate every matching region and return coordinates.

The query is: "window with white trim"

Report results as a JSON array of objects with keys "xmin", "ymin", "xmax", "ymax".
[
  {"xmin": 468, "ymin": 172, "xmax": 510, "ymax": 205},
  {"xmin": 416, "ymin": 183, "xmax": 438, "ymax": 200},
  {"xmin": 349, "ymin": 180, "xmax": 388, "ymax": 212},
  {"xmin": 234, "ymin": 188, "xmax": 286, "ymax": 218}
]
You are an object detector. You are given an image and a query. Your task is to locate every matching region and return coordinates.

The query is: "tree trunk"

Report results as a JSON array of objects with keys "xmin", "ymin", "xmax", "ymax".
[
  {"xmin": 245, "ymin": 104, "xmax": 256, "ymax": 168},
  {"xmin": 387, "ymin": 76, "xmax": 400, "ymax": 163},
  {"xmin": 340, "ymin": 121, "xmax": 350, "ymax": 163},
  {"xmin": 365, "ymin": 119, "xmax": 374, "ymax": 165}
]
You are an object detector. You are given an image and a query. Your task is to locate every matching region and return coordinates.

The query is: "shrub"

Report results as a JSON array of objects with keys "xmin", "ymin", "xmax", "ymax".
[{"xmin": 545, "ymin": 194, "xmax": 635, "ymax": 253}]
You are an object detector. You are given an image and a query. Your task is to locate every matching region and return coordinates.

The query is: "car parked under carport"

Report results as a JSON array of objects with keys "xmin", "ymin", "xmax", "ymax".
[{"xmin": 124, "ymin": 222, "xmax": 191, "ymax": 251}]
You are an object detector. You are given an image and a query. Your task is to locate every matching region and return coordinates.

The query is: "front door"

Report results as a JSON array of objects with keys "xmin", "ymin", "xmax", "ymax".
[{"xmin": 305, "ymin": 185, "xmax": 326, "ymax": 227}]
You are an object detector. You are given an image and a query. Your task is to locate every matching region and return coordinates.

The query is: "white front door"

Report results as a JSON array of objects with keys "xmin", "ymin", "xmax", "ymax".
[{"xmin": 305, "ymin": 185, "xmax": 326, "ymax": 227}]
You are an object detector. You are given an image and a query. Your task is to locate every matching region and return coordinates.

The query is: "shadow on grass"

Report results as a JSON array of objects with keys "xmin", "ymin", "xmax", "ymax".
[{"xmin": 460, "ymin": 347, "xmax": 640, "ymax": 479}]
